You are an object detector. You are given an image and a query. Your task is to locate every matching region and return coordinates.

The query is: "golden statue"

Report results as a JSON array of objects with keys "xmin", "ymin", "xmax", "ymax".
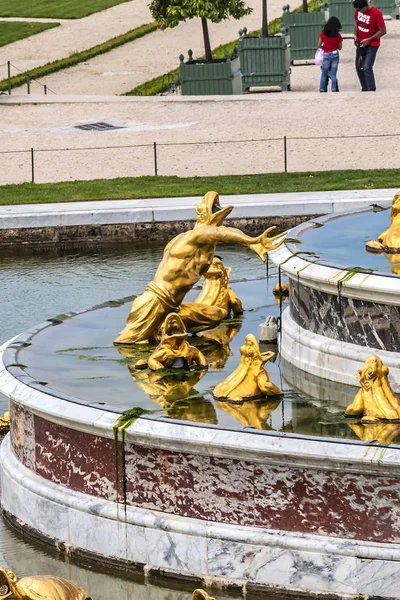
[
  {"xmin": 193, "ymin": 256, "xmax": 243, "ymax": 318},
  {"xmin": 0, "ymin": 411, "xmax": 10, "ymax": 433},
  {"xmin": 115, "ymin": 191, "xmax": 285, "ymax": 345},
  {"xmin": 366, "ymin": 191, "xmax": 400, "ymax": 253},
  {"xmin": 213, "ymin": 334, "xmax": 283, "ymax": 401},
  {"xmin": 140, "ymin": 314, "xmax": 208, "ymax": 371},
  {"xmin": 0, "ymin": 568, "xmax": 90, "ymax": 600},
  {"xmin": 348, "ymin": 421, "xmax": 400, "ymax": 444},
  {"xmin": 192, "ymin": 592, "xmax": 215, "ymax": 600},
  {"xmin": 216, "ymin": 396, "xmax": 281, "ymax": 429},
  {"xmin": 345, "ymin": 355, "xmax": 400, "ymax": 422},
  {"xmin": 273, "ymin": 282, "xmax": 289, "ymax": 297}
]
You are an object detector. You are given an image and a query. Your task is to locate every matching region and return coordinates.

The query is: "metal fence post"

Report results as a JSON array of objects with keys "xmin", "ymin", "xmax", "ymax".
[
  {"xmin": 283, "ymin": 135, "xmax": 288, "ymax": 173},
  {"xmin": 153, "ymin": 142, "xmax": 158, "ymax": 176},
  {"xmin": 7, "ymin": 61, "xmax": 11, "ymax": 95},
  {"xmin": 44, "ymin": 85, "xmax": 47, "ymax": 95},
  {"xmin": 31, "ymin": 148, "xmax": 35, "ymax": 183},
  {"xmin": 27, "ymin": 75, "xmax": 31, "ymax": 95}
]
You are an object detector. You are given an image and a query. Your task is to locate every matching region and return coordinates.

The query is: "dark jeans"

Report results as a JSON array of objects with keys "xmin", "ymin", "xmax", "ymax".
[{"xmin": 356, "ymin": 45, "xmax": 379, "ymax": 91}]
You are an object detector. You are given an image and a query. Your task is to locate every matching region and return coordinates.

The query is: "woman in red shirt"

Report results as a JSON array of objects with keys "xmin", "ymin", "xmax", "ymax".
[{"xmin": 317, "ymin": 17, "xmax": 343, "ymax": 93}]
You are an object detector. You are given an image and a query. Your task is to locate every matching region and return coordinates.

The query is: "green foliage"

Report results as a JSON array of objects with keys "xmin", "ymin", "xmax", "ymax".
[
  {"xmin": 1, "ymin": 170, "xmax": 400, "ymax": 206},
  {"xmin": 0, "ymin": 0, "xmax": 132, "ymax": 19},
  {"xmin": 149, "ymin": 0, "xmax": 252, "ymax": 28},
  {"xmin": 0, "ymin": 22, "xmax": 157, "ymax": 92},
  {"xmin": 0, "ymin": 21, "xmax": 59, "ymax": 47}
]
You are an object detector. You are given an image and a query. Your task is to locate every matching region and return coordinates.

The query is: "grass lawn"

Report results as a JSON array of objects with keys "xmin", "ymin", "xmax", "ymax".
[
  {"xmin": 0, "ymin": 22, "xmax": 59, "ymax": 47},
  {"xmin": 0, "ymin": 170, "xmax": 399, "ymax": 206},
  {"xmin": 0, "ymin": 0, "xmax": 132, "ymax": 19}
]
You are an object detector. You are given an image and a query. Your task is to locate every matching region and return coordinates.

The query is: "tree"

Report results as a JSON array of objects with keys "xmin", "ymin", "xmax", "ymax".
[{"xmin": 149, "ymin": 0, "xmax": 252, "ymax": 62}]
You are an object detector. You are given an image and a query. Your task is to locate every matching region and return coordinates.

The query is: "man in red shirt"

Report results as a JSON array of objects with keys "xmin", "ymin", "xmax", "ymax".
[{"xmin": 353, "ymin": 0, "xmax": 386, "ymax": 91}]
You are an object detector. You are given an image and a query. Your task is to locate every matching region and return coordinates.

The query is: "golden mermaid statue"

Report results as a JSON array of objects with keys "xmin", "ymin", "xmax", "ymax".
[
  {"xmin": 366, "ymin": 191, "xmax": 400, "ymax": 253},
  {"xmin": 114, "ymin": 191, "xmax": 285, "ymax": 345},
  {"xmin": 0, "ymin": 568, "xmax": 90, "ymax": 600},
  {"xmin": 345, "ymin": 355, "xmax": 400, "ymax": 422},
  {"xmin": 213, "ymin": 334, "xmax": 283, "ymax": 401}
]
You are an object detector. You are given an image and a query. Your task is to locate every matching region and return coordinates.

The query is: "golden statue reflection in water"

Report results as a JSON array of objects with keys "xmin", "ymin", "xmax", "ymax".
[
  {"xmin": 115, "ymin": 191, "xmax": 285, "ymax": 345},
  {"xmin": 348, "ymin": 421, "xmax": 400, "ymax": 444},
  {"xmin": 216, "ymin": 396, "xmax": 281, "ymax": 430}
]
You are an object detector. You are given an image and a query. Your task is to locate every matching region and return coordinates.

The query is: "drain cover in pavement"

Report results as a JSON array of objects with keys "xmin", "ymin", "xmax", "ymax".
[{"xmin": 74, "ymin": 122, "xmax": 126, "ymax": 132}]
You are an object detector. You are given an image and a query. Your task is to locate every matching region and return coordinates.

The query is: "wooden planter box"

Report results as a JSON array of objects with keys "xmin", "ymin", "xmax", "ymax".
[
  {"xmin": 179, "ymin": 51, "xmax": 242, "ymax": 96},
  {"xmin": 328, "ymin": 0, "xmax": 355, "ymax": 33},
  {"xmin": 282, "ymin": 4, "xmax": 328, "ymax": 62},
  {"xmin": 238, "ymin": 27, "xmax": 291, "ymax": 92}
]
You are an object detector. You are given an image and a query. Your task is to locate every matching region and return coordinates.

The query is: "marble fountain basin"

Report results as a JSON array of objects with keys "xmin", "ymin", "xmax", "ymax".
[{"xmin": 1, "ymin": 224, "xmax": 400, "ymax": 598}]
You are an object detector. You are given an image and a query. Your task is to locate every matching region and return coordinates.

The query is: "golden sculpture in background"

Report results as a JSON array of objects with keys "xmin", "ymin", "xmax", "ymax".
[
  {"xmin": 366, "ymin": 191, "xmax": 400, "ymax": 254},
  {"xmin": 213, "ymin": 334, "xmax": 283, "ymax": 401},
  {"xmin": 115, "ymin": 191, "xmax": 286, "ymax": 345},
  {"xmin": 0, "ymin": 568, "xmax": 90, "ymax": 600},
  {"xmin": 216, "ymin": 396, "xmax": 281, "ymax": 429},
  {"xmin": 349, "ymin": 421, "xmax": 400, "ymax": 444},
  {"xmin": 273, "ymin": 282, "xmax": 289, "ymax": 297},
  {"xmin": 193, "ymin": 256, "xmax": 243, "ymax": 318},
  {"xmin": 345, "ymin": 355, "xmax": 400, "ymax": 422},
  {"xmin": 0, "ymin": 411, "xmax": 10, "ymax": 433},
  {"xmin": 192, "ymin": 591, "xmax": 215, "ymax": 600},
  {"xmin": 138, "ymin": 314, "xmax": 208, "ymax": 371}
]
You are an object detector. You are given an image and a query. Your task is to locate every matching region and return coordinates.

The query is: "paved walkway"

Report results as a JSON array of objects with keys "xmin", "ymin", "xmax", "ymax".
[{"xmin": 0, "ymin": 189, "xmax": 395, "ymax": 229}]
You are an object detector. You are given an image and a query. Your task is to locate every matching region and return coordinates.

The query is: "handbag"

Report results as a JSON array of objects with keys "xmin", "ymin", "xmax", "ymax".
[{"xmin": 314, "ymin": 48, "xmax": 324, "ymax": 66}]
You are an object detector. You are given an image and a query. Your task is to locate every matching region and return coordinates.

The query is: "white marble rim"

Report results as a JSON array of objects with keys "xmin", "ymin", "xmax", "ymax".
[
  {"xmin": 0, "ymin": 188, "xmax": 396, "ymax": 230},
  {"xmin": 280, "ymin": 307, "xmax": 400, "ymax": 400},
  {"xmin": 2, "ymin": 338, "xmax": 400, "ymax": 473},
  {"xmin": 2, "ymin": 435, "xmax": 400, "ymax": 562},
  {"xmin": 269, "ymin": 241, "xmax": 400, "ymax": 306}
]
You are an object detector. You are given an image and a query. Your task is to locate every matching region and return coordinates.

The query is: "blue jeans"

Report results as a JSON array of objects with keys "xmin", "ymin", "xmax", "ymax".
[
  {"xmin": 320, "ymin": 51, "xmax": 339, "ymax": 92},
  {"xmin": 356, "ymin": 45, "xmax": 379, "ymax": 91}
]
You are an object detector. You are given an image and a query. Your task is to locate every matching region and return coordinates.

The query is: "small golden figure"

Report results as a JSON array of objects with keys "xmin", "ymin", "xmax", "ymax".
[
  {"xmin": 0, "ymin": 411, "xmax": 10, "ymax": 433},
  {"xmin": 193, "ymin": 256, "xmax": 243, "ymax": 318},
  {"xmin": 213, "ymin": 334, "xmax": 283, "ymax": 401},
  {"xmin": 272, "ymin": 282, "xmax": 289, "ymax": 297},
  {"xmin": 0, "ymin": 568, "xmax": 90, "ymax": 600},
  {"xmin": 192, "ymin": 591, "xmax": 215, "ymax": 600},
  {"xmin": 115, "ymin": 191, "xmax": 286, "ymax": 345},
  {"xmin": 345, "ymin": 355, "xmax": 400, "ymax": 422},
  {"xmin": 143, "ymin": 314, "xmax": 208, "ymax": 371},
  {"xmin": 366, "ymin": 191, "xmax": 400, "ymax": 253}
]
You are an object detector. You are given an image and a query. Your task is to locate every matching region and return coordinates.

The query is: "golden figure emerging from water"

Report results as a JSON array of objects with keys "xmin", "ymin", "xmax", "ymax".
[
  {"xmin": 0, "ymin": 568, "xmax": 90, "ymax": 600},
  {"xmin": 144, "ymin": 313, "xmax": 207, "ymax": 371},
  {"xmin": 115, "ymin": 191, "xmax": 285, "ymax": 345},
  {"xmin": 193, "ymin": 256, "xmax": 243, "ymax": 318},
  {"xmin": 213, "ymin": 334, "xmax": 283, "ymax": 401},
  {"xmin": 345, "ymin": 355, "xmax": 400, "ymax": 422},
  {"xmin": 366, "ymin": 191, "xmax": 400, "ymax": 253}
]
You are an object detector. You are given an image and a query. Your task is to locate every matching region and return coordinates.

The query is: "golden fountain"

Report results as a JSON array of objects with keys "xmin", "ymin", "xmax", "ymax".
[
  {"xmin": 115, "ymin": 191, "xmax": 285, "ymax": 345},
  {"xmin": 345, "ymin": 355, "xmax": 400, "ymax": 422},
  {"xmin": 0, "ymin": 568, "xmax": 90, "ymax": 600},
  {"xmin": 213, "ymin": 334, "xmax": 283, "ymax": 401},
  {"xmin": 366, "ymin": 191, "xmax": 400, "ymax": 253}
]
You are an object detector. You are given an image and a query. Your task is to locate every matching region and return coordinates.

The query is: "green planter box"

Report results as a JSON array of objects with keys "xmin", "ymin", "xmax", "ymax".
[
  {"xmin": 238, "ymin": 27, "xmax": 291, "ymax": 92},
  {"xmin": 282, "ymin": 4, "xmax": 328, "ymax": 62},
  {"xmin": 179, "ymin": 51, "xmax": 242, "ymax": 96},
  {"xmin": 370, "ymin": 0, "xmax": 399, "ymax": 18},
  {"xmin": 328, "ymin": 0, "xmax": 355, "ymax": 32}
]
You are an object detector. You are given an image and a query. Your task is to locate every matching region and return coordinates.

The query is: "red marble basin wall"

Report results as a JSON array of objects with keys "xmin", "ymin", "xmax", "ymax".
[{"xmin": 9, "ymin": 401, "xmax": 400, "ymax": 544}]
